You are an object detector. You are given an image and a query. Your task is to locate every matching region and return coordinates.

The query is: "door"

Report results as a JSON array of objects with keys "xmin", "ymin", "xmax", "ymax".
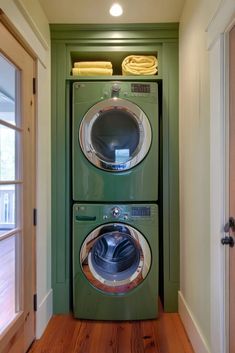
[
  {"xmin": 78, "ymin": 97, "xmax": 152, "ymax": 171},
  {"xmin": 80, "ymin": 223, "xmax": 151, "ymax": 293},
  {"xmin": 229, "ymin": 24, "xmax": 235, "ymax": 353},
  {"xmin": 0, "ymin": 20, "xmax": 36, "ymax": 353}
]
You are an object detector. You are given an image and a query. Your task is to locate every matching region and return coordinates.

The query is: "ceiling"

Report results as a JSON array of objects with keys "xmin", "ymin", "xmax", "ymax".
[{"xmin": 38, "ymin": 0, "xmax": 185, "ymax": 24}]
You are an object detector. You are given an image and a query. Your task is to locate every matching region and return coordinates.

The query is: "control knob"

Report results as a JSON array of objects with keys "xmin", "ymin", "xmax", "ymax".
[
  {"xmin": 112, "ymin": 83, "xmax": 120, "ymax": 92},
  {"xmin": 111, "ymin": 207, "xmax": 121, "ymax": 218}
]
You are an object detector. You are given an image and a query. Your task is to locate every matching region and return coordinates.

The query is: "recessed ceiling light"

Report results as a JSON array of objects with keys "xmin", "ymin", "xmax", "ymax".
[{"xmin": 109, "ymin": 3, "xmax": 123, "ymax": 17}]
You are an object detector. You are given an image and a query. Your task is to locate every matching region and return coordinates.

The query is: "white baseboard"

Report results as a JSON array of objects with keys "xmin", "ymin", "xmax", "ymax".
[
  {"xmin": 178, "ymin": 291, "xmax": 210, "ymax": 353},
  {"xmin": 36, "ymin": 289, "xmax": 53, "ymax": 339}
]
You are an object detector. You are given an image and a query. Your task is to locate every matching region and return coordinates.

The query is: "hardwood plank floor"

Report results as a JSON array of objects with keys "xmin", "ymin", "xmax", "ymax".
[{"xmin": 28, "ymin": 302, "xmax": 194, "ymax": 353}]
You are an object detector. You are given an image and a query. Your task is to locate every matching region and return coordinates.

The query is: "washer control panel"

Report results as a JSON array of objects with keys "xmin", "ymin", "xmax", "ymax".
[
  {"xmin": 102, "ymin": 205, "xmax": 152, "ymax": 221},
  {"xmin": 75, "ymin": 204, "xmax": 156, "ymax": 223}
]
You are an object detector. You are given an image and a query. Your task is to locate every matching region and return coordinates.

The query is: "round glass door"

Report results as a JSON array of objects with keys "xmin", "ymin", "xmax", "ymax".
[
  {"xmin": 79, "ymin": 98, "xmax": 152, "ymax": 171},
  {"xmin": 80, "ymin": 223, "xmax": 151, "ymax": 294}
]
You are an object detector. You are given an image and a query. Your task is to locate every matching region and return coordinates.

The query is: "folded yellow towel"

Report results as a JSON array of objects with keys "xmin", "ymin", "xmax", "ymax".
[
  {"xmin": 122, "ymin": 55, "xmax": 158, "ymax": 76},
  {"xmin": 72, "ymin": 67, "xmax": 113, "ymax": 76},
  {"xmin": 74, "ymin": 61, "xmax": 112, "ymax": 69}
]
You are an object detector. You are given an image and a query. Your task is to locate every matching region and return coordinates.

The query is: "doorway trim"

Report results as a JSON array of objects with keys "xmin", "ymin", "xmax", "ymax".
[
  {"xmin": 207, "ymin": 1, "xmax": 235, "ymax": 353},
  {"xmin": 0, "ymin": 18, "xmax": 36, "ymax": 353},
  {"xmin": 0, "ymin": 4, "xmax": 52, "ymax": 339}
]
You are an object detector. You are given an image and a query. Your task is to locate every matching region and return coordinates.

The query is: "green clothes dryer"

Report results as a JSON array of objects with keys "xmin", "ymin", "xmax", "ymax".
[
  {"xmin": 72, "ymin": 81, "xmax": 159, "ymax": 202},
  {"xmin": 73, "ymin": 203, "xmax": 158, "ymax": 320}
]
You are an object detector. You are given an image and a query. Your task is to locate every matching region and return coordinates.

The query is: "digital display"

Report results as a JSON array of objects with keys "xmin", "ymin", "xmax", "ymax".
[
  {"xmin": 131, "ymin": 84, "xmax": 151, "ymax": 93},
  {"xmin": 131, "ymin": 207, "xmax": 151, "ymax": 217}
]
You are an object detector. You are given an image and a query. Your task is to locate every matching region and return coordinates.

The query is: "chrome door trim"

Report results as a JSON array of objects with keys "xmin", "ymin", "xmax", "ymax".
[
  {"xmin": 79, "ymin": 98, "xmax": 152, "ymax": 171},
  {"xmin": 80, "ymin": 223, "xmax": 151, "ymax": 294}
]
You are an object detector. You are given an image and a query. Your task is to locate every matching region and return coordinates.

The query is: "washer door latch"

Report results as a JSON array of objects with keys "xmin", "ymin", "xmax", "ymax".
[{"xmin": 221, "ymin": 217, "xmax": 235, "ymax": 247}]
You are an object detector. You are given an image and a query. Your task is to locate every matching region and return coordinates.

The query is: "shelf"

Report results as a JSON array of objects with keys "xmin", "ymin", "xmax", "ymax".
[
  {"xmin": 66, "ymin": 75, "xmax": 161, "ymax": 81},
  {"xmin": 68, "ymin": 48, "xmax": 161, "ymax": 78}
]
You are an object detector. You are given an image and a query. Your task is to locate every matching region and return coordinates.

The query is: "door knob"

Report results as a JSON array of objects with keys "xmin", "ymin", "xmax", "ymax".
[{"xmin": 221, "ymin": 236, "xmax": 234, "ymax": 247}]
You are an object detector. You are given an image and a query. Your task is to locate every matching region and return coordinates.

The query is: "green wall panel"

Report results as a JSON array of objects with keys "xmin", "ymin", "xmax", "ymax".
[
  {"xmin": 162, "ymin": 42, "xmax": 179, "ymax": 311},
  {"xmin": 51, "ymin": 42, "xmax": 71, "ymax": 312}
]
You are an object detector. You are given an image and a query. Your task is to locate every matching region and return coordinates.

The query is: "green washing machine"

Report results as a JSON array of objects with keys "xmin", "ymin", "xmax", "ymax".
[
  {"xmin": 73, "ymin": 203, "xmax": 158, "ymax": 320},
  {"xmin": 72, "ymin": 81, "xmax": 158, "ymax": 202}
]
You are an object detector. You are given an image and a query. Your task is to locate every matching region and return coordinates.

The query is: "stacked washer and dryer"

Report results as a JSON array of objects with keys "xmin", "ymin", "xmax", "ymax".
[{"xmin": 72, "ymin": 81, "xmax": 159, "ymax": 320}]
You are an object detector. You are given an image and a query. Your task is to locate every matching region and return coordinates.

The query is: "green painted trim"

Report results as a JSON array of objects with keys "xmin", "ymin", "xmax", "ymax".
[
  {"xmin": 161, "ymin": 42, "xmax": 179, "ymax": 311},
  {"xmin": 51, "ymin": 42, "xmax": 71, "ymax": 312},
  {"xmin": 50, "ymin": 23, "xmax": 179, "ymax": 30},
  {"xmin": 66, "ymin": 76, "xmax": 161, "ymax": 81},
  {"xmin": 50, "ymin": 23, "xmax": 179, "ymax": 40}
]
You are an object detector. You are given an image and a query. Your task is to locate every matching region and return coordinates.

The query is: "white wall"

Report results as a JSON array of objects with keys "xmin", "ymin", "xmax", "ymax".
[
  {"xmin": 15, "ymin": 0, "xmax": 49, "ymax": 42},
  {"xmin": 35, "ymin": 58, "xmax": 52, "ymax": 338},
  {"xmin": 179, "ymin": 0, "xmax": 221, "ymax": 352},
  {"xmin": 0, "ymin": 0, "xmax": 51, "ymax": 338}
]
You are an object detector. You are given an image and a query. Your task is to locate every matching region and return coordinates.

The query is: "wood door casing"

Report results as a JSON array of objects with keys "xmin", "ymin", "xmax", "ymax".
[
  {"xmin": 229, "ymin": 24, "xmax": 235, "ymax": 353},
  {"xmin": 0, "ymin": 18, "xmax": 36, "ymax": 353}
]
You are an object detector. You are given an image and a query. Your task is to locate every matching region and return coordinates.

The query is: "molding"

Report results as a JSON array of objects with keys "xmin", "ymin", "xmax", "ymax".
[
  {"xmin": 36, "ymin": 289, "xmax": 53, "ymax": 339},
  {"xmin": 207, "ymin": 1, "xmax": 234, "ymax": 352},
  {"xmin": 0, "ymin": 0, "xmax": 49, "ymax": 67},
  {"xmin": 50, "ymin": 23, "xmax": 179, "ymax": 41},
  {"xmin": 13, "ymin": 0, "xmax": 49, "ymax": 51},
  {"xmin": 178, "ymin": 292, "xmax": 210, "ymax": 353},
  {"xmin": 209, "ymin": 35, "xmax": 227, "ymax": 353},
  {"xmin": 50, "ymin": 22, "xmax": 179, "ymax": 31}
]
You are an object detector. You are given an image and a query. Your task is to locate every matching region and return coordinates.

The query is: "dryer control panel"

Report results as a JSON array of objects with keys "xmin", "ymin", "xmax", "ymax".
[{"xmin": 131, "ymin": 83, "xmax": 151, "ymax": 93}]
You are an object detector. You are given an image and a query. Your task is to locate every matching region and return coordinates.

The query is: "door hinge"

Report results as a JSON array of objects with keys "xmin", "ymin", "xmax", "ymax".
[
  {"xmin": 33, "ymin": 208, "xmax": 37, "ymax": 226},
  {"xmin": 33, "ymin": 294, "xmax": 37, "ymax": 311},
  {"xmin": 221, "ymin": 217, "xmax": 235, "ymax": 247},
  {"xmin": 33, "ymin": 77, "xmax": 36, "ymax": 94}
]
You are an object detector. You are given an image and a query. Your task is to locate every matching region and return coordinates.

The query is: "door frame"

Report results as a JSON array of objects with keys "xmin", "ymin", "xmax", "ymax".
[
  {"xmin": 0, "ymin": 4, "xmax": 52, "ymax": 339},
  {"xmin": 0, "ymin": 15, "xmax": 37, "ymax": 353},
  {"xmin": 228, "ymin": 25, "xmax": 235, "ymax": 353},
  {"xmin": 207, "ymin": 2, "xmax": 235, "ymax": 353}
]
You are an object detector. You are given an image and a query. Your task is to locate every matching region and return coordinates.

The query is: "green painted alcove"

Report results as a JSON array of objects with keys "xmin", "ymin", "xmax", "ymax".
[{"xmin": 51, "ymin": 23, "xmax": 179, "ymax": 314}]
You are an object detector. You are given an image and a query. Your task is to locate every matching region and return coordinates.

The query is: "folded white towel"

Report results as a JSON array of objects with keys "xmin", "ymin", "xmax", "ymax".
[
  {"xmin": 74, "ymin": 61, "xmax": 112, "ymax": 69},
  {"xmin": 72, "ymin": 67, "xmax": 113, "ymax": 76},
  {"xmin": 122, "ymin": 55, "xmax": 158, "ymax": 75}
]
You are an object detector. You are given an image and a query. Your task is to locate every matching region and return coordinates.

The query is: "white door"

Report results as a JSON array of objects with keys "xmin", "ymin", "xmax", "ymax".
[
  {"xmin": 0, "ymin": 20, "xmax": 36, "ymax": 353},
  {"xmin": 228, "ymin": 24, "xmax": 235, "ymax": 353}
]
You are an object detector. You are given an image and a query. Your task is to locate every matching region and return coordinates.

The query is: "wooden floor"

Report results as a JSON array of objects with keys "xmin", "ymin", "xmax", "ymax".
[{"xmin": 29, "ymin": 302, "xmax": 194, "ymax": 353}]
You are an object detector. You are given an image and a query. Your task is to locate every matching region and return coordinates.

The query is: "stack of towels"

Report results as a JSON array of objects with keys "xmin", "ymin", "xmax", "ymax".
[
  {"xmin": 72, "ymin": 61, "xmax": 113, "ymax": 76},
  {"xmin": 122, "ymin": 55, "xmax": 158, "ymax": 76}
]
